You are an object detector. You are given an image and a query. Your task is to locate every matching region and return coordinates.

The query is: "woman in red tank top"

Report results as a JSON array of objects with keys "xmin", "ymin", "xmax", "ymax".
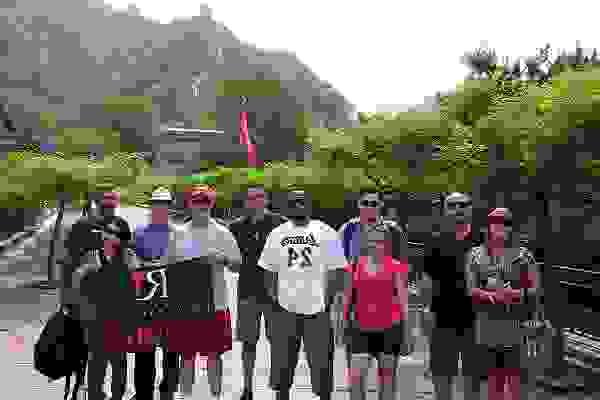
[{"xmin": 343, "ymin": 239, "xmax": 410, "ymax": 400}]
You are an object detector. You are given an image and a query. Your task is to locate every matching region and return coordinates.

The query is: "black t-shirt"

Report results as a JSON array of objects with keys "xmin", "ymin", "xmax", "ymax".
[
  {"xmin": 65, "ymin": 215, "xmax": 135, "ymax": 321},
  {"xmin": 423, "ymin": 230, "xmax": 478, "ymax": 329},
  {"xmin": 229, "ymin": 212, "xmax": 287, "ymax": 301}
]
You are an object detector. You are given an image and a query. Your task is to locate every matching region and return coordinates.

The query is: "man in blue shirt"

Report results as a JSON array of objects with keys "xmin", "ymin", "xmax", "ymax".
[{"xmin": 129, "ymin": 187, "xmax": 180, "ymax": 400}]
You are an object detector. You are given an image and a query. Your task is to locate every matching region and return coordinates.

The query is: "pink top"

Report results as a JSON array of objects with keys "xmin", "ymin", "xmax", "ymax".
[{"xmin": 344, "ymin": 256, "xmax": 409, "ymax": 330}]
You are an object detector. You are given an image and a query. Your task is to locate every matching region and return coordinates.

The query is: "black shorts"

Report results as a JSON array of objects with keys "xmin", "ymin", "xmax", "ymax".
[
  {"xmin": 236, "ymin": 296, "xmax": 274, "ymax": 344},
  {"xmin": 430, "ymin": 325, "xmax": 479, "ymax": 378},
  {"xmin": 345, "ymin": 323, "xmax": 405, "ymax": 357},
  {"xmin": 479, "ymin": 345, "xmax": 522, "ymax": 372}
]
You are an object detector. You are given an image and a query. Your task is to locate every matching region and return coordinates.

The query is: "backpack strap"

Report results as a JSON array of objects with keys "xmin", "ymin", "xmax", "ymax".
[
  {"xmin": 347, "ymin": 261, "xmax": 359, "ymax": 323},
  {"xmin": 70, "ymin": 357, "xmax": 87, "ymax": 400},
  {"xmin": 342, "ymin": 221, "xmax": 360, "ymax": 262},
  {"xmin": 63, "ymin": 374, "xmax": 70, "ymax": 400},
  {"xmin": 469, "ymin": 246, "xmax": 486, "ymax": 288},
  {"xmin": 64, "ymin": 362, "xmax": 86, "ymax": 400},
  {"xmin": 62, "ymin": 313, "xmax": 88, "ymax": 400}
]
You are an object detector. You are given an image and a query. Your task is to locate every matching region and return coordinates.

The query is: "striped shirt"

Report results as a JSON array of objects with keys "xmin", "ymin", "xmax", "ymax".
[{"xmin": 466, "ymin": 245, "xmax": 538, "ymax": 347}]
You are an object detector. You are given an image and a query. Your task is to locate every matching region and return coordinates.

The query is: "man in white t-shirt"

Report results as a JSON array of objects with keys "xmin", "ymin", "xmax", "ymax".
[
  {"xmin": 258, "ymin": 190, "xmax": 346, "ymax": 400},
  {"xmin": 165, "ymin": 184, "xmax": 241, "ymax": 399}
]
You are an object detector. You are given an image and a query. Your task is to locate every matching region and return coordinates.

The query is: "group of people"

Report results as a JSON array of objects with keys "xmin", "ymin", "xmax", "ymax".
[
  {"xmin": 420, "ymin": 192, "xmax": 541, "ymax": 400},
  {"xmin": 57, "ymin": 185, "xmax": 544, "ymax": 400}
]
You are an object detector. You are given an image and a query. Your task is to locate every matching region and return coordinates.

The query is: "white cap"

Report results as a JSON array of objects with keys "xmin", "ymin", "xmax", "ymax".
[{"xmin": 151, "ymin": 187, "xmax": 173, "ymax": 202}]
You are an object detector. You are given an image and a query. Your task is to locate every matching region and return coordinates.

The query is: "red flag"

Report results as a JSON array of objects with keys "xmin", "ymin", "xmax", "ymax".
[{"xmin": 239, "ymin": 111, "xmax": 260, "ymax": 167}]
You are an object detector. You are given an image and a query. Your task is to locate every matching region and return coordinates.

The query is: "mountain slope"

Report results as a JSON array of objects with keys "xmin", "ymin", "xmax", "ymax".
[{"xmin": 0, "ymin": 1, "xmax": 355, "ymax": 161}]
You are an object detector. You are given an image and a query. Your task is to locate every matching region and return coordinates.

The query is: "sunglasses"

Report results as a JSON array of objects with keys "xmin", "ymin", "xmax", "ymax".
[
  {"xmin": 489, "ymin": 220, "xmax": 513, "ymax": 228},
  {"xmin": 446, "ymin": 200, "xmax": 472, "ymax": 208},
  {"xmin": 247, "ymin": 193, "xmax": 266, "ymax": 201},
  {"xmin": 288, "ymin": 198, "xmax": 307, "ymax": 207},
  {"xmin": 359, "ymin": 200, "xmax": 382, "ymax": 208},
  {"xmin": 191, "ymin": 196, "xmax": 213, "ymax": 202},
  {"xmin": 189, "ymin": 194, "xmax": 215, "ymax": 204},
  {"xmin": 366, "ymin": 223, "xmax": 389, "ymax": 233}
]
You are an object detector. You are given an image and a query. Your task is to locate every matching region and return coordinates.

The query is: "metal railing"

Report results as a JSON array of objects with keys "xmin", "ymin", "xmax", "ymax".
[
  {"xmin": 165, "ymin": 128, "xmax": 224, "ymax": 135},
  {"xmin": 406, "ymin": 238, "xmax": 600, "ymax": 371}
]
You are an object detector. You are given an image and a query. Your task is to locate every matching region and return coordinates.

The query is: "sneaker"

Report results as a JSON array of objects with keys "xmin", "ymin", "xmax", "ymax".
[
  {"xmin": 240, "ymin": 389, "xmax": 253, "ymax": 400},
  {"xmin": 424, "ymin": 367, "xmax": 432, "ymax": 378},
  {"xmin": 274, "ymin": 390, "xmax": 290, "ymax": 400},
  {"xmin": 159, "ymin": 392, "xmax": 175, "ymax": 400}
]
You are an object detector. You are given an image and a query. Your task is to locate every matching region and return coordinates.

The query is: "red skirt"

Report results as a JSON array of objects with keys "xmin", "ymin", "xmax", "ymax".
[
  {"xmin": 100, "ymin": 310, "xmax": 233, "ymax": 356},
  {"xmin": 101, "ymin": 320, "xmax": 156, "ymax": 353},
  {"xmin": 159, "ymin": 309, "xmax": 233, "ymax": 358}
]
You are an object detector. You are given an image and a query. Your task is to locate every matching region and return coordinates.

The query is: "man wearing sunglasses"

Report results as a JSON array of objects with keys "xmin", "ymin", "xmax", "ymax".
[
  {"xmin": 258, "ymin": 190, "xmax": 347, "ymax": 400},
  {"xmin": 228, "ymin": 186, "xmax": 287, "ymax": 400},
  {"xmin": 339, "ymin": 192, "xmax": 408, "ymax": 267},
  {"xmin": 422, "ymin": 192, "xmax": 480, "ymax": 400}
]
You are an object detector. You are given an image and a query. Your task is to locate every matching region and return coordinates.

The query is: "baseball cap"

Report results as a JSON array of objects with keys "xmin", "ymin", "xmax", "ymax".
[
  {"xmin": 101, "ymin": 191, "xmax": 120, "ymax": 208},
  {"xmin": 488, "ymin": 207, "xmax": 512, "ymax": 226},
  {"xmin": 185, "ymin": 184, "xmax": 217, "ymax": 207}
]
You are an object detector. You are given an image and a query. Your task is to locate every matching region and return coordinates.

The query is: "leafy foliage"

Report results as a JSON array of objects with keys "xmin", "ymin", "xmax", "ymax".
[{"xmin": 6, "ymin": 42, "xmax": 600, "ymax": 206}]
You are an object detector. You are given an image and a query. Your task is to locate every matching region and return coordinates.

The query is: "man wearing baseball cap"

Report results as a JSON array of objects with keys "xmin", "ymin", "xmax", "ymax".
[
  {"xmin": 63, "ymin": 190, "xmax": 136, "ymax": 400},
  {"xmin": 165, "ymin": 183, "xmax": 241, "ymax": 398}
]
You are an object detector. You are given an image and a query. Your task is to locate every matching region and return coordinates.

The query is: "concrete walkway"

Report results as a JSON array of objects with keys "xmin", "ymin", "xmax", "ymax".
[
  {"xmin": 0, "ymin": 293, "xmax": 593, "ymax": 399},
  {"xmin": 0, "ymin": 273, "xmax": 435, "ymax": 400}
]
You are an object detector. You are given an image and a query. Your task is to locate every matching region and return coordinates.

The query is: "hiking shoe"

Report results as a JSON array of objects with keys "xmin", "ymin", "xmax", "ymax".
[{"xmin": 240, "ymin": 389, "xmax": 253, "ymax": 400}]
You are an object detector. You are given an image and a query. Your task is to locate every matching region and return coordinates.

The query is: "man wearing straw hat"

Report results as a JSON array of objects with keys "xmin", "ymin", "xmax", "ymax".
[{"xmin": 129, "ymin": 186, "xmax": 181, "ymax": 400}]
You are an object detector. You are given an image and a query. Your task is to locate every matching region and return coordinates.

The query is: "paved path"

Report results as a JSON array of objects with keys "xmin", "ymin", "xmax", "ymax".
[
  {"xmin": 3, "ymin": 273, "xmax": 588, "ymax": 400},
  {"xmin": 0, "ymin": 272, "xmax": 434, "ymax": 400}
]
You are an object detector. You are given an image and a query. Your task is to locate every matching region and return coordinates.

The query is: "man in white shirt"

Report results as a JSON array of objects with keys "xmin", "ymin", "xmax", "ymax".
[
  {"xmin": 164, "ymin": 184, "xmax": 241, "ymax": 399},
  {"xmin": 258, "ymin": 190, "xmax": 347, "ymax": 400}
]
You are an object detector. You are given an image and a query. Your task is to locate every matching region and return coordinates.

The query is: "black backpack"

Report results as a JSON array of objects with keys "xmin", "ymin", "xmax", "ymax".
[{"xmin": 34, "ymin": 306, "xmax": 88, "ymax": 400}]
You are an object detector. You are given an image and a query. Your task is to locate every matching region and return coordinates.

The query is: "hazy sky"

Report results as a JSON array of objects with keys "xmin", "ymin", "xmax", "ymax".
[{"xmin": 104, "ymin": 0, "xmax": 598, "ymax": 113}]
